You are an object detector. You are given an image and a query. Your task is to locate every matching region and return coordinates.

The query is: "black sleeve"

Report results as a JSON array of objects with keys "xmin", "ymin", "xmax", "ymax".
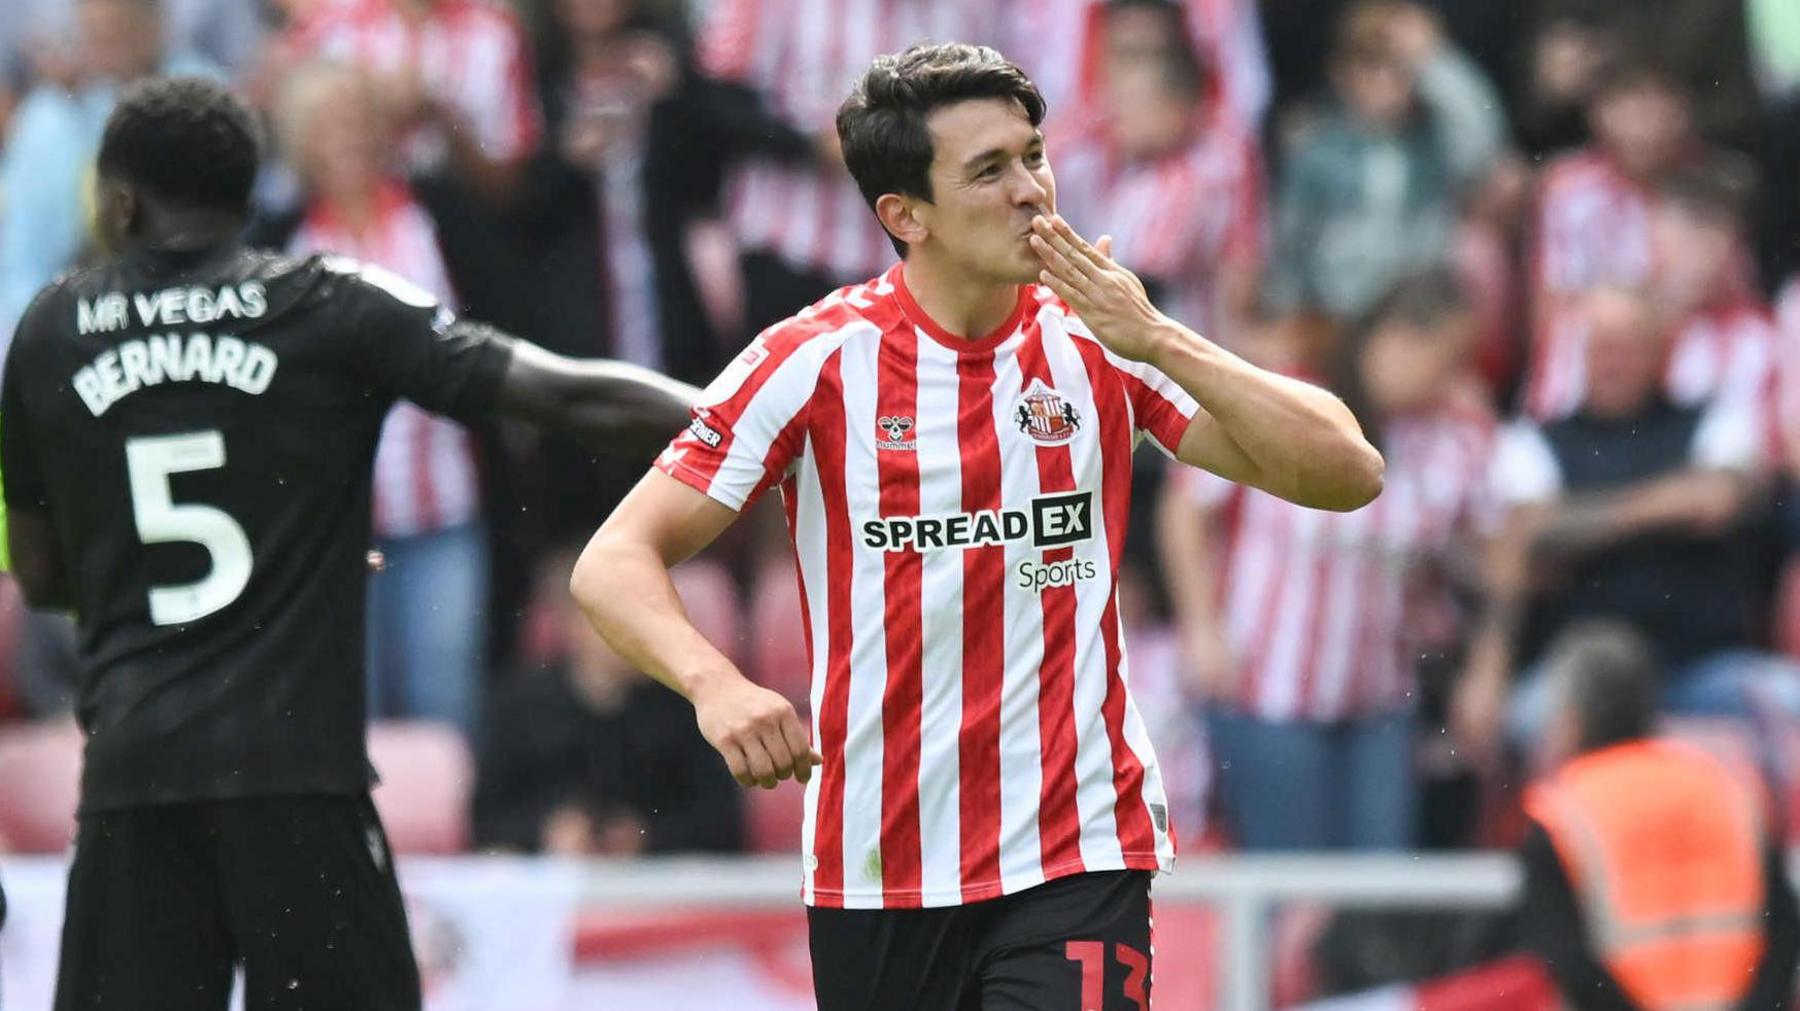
[
  {"xmin": 342, "ymin": 268, "xmax": 515, "ymax": 423},
  {"xmin": 2, "ymin": 303, "xmax": 51, "ymax": 513},
  {"xmin": 1519, "ymin": 824, "xmax": 1645, "ymax": 1011},
  {"xmin": 1738, "ymin": 841, "xmax": 1799, "ymax": 1011}
]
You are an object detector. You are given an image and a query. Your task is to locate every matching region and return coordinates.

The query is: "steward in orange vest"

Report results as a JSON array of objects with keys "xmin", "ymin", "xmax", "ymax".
[{"xmin": 1518, "ymin": 623, "xmax": 1798, "ymax": 1011}]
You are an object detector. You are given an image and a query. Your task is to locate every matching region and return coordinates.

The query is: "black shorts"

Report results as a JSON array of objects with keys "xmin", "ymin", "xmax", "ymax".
[
  {"xmin": 54, "ymin": 793, "xmax": 419, "ymax": 1011},
  {"xmin": 808, "ymin": 870, "xmax": 1154, "ymax": 1011}
]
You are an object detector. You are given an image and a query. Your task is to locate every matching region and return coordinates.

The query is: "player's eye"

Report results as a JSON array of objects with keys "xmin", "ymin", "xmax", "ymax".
[
  {"xmin": 1025, "ymin": 149, "xmax": 1045, "ymax": 166},
  {"xmin": 977, "ymin": 163, "xmax": 1002, "ymax": 180}
]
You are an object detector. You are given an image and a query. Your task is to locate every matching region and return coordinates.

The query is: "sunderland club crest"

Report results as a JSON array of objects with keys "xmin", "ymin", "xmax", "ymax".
[{"xmin": 1013, "ymin": 379, "xmax": 1081, "ymax": 445}]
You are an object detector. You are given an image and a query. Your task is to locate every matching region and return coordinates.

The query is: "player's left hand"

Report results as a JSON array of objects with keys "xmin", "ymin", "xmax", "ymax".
[{"xmin": 1030, "ymin": 214, "xmax": 1166, "ymax": 363}]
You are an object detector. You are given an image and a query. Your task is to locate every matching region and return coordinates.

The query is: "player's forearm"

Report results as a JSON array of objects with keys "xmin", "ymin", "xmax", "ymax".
[
  {"xmin": 1147, "ymin": 321, "xmax": 1383, "ymax": 511},
  {"xmin": 569, "ymin": 535, "xmax": 743, "ymax": 703},
  {"xmin": 498, "ymin": 345, "xmax": 700, "ymax": 457}
]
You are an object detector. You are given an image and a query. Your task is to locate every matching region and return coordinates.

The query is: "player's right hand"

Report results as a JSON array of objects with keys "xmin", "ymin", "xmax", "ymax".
[{"xmin": 691, "ymin": 674, "xmax": 822, "ymax": 789}]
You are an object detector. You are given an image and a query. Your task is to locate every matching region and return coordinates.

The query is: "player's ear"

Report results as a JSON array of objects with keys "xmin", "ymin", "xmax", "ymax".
[
  {"xmin": 91, "ymin": 177, "xmax": 135, "ymax": 256},
  {"xmin": 876, "ymin": 193, "xmax": 927, "ymax": 249}
]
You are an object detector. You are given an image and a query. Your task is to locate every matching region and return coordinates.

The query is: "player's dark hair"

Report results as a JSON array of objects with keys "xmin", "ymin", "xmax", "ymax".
[
  {"xmin": 97, "ymin": 76, "xmax": 261, "ymax": 216},
  {"xmin": 1545, "ymin": 621, "xmax": 1660, "ymax": 753},
  {"xmin": 1329, "ymin": 267, "xmax": 1472, "ymax": 449},
  {"xmin": 838, "ymin": 42, "xmax": 1046, "ymax": 256}
]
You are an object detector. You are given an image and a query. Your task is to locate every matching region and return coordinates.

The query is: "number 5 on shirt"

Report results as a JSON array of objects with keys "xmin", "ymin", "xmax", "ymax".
[{"xmin": 126, "ymin": 430, "xmax": 252, "ymax": 625}]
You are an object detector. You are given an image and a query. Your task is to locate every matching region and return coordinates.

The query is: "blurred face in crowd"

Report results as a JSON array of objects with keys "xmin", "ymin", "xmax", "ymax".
[
  {"xmin": 1592, "ymin": 83, "xmax": 1689, "ymax": 179},
  {"xmin": 1104, "ymin": 60, "xmax": 1198, "ymax": 161},
  {"xmin": 79, "ymin": 0, "xmax": 163, "ymax": 84},
  {"xmin": 1356, "ymin": 308, "xmax": 1474, "ymax": 416},
  {"xmin": 1582, "ymin": 289, "xmax": 1667, "ymax": 417},
  {"xmin": 284, "ymin": 66, "xmax": 389, "ymax": 207},
  {"xmin": 1650, "ymin": 200, "xmax": 1738, "ymax": 312},
  {"xmin": 1334, "ymin": 50, "xmax": 1414, "ymax": 130},
  {"xmin": 1104, "ymin": 4, "xmax": 1184, "ymax": 68},
  {"xmin": 903, "ymin": 98, "xmax": 1055, "ymax": 285}
]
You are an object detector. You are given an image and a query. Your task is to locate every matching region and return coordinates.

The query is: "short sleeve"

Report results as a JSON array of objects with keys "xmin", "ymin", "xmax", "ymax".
[
  {"xmin": 1490, "ymin": 420, "xmax": 1563, "ymax": 509},
  {"xmin": 1057, "ymin": 311, "xmax": 1198, "ymax": 459},
  {"xmin": 1692, "ymin": 399, "xmax": 1763, "ymax": 472},
  {"xmin": 336, "ymin": 260, "xmax": 513, "ymax": 422},
  {"xmin": 655, "ymin": 328, "xmax": 837, "ymax": 512}
]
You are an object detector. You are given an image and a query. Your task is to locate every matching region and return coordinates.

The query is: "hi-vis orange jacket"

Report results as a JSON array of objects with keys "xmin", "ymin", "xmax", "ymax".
[{"xmin": 1525, "ymin": 740, "xmax": 1769, "ymax": 1011}]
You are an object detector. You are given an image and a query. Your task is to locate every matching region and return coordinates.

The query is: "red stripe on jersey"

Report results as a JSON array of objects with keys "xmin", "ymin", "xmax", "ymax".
[
  {"xmin": 875, "ymin": 323, "xmax": 925, "ymax": 902},
  {"xmin": 809, "ymin": 350, "xmax": 853, "ymax": 899},
  {"xmin": 1014, "ymin": 323, "xmax": 1085, "ymax": 876},
  {"xmin": 1074, "ymin": 338, "xmax": 1159, "ymax": 859},
  {"xmin": 956, "ymin": 349, "xmax": 1006, "ymax": 899}
]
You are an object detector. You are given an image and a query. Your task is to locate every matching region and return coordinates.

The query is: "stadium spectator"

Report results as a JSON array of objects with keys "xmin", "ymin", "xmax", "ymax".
[
  {"xmin": 1263, "ymin": 1, "xmax": 1505, "ymax": 326},
  {"xmin": 275, "ymin": 59, "xmax": 489, "ymax": 738},
  {"xmin": 0, "ymin": 0, "xmax": 219, "ymax": 351},
  {"xmin": 0, "ymin": 0, "xmax": 263, "ymax": 94},
  {"xmin": 1518, "ymin": 621, "xmax": 1799, "ymax": 1011},
  {"xmin": 284, "ymin": 0, "xmax": 539, "ymax": 203},
  {"xmin": 1051, "ymin": 30, "xmax": 1264, "ymax": 346},
  {"xmin": 1522, "ymin": 0, "xmax": 1760, "ymax": 155},
  {"xmin": 1523, "ymin": 65, "xmax": 1729, "ymax": 416},
  {"xmin": 1008, "ymin": 0, "xmax": 1271, "ymax": 131},
  {"xmin": 474, "ymin": 548, "xmax": 743, "ymax": 856},
  {"xmin": 693, "ymin": 0, "xmax": 1012, "ymax": 335},
  {"xmin": 1458, "ymin": 287, "xmax": 1800, "ymax": 763},
  {"xmin": 1161, "ymin": 270, "xmax": 1492, "ymax": 850},
  {"xmin": 1529, "ymin": 159, "xmax": 1777, "ymax": 425}
]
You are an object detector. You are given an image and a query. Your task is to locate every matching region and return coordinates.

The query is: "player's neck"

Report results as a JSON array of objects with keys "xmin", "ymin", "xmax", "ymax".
[
  {"xmin": 899, "ymin": 256, "xmax": 1021, "ymax": 342},
  {"xmin": 132, "ymin": 206, "xmax": 244, "ymax": 255}
]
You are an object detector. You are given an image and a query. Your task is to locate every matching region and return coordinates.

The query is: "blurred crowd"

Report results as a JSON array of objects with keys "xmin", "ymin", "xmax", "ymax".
[{"xmin": 4, "ymin": 0, "xmax": 1800, "ymax": 877}]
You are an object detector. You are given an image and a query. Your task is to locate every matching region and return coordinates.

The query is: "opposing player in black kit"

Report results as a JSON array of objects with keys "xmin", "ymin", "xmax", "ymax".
[{"xmin": 1, "ymin": 78, "xmax": 696, "ymax": 1010}]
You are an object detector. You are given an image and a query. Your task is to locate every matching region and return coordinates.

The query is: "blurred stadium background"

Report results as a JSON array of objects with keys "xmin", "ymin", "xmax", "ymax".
[{"xmin": 6, "ymin": 0, "xmax": 1800, "ymax": 1007}]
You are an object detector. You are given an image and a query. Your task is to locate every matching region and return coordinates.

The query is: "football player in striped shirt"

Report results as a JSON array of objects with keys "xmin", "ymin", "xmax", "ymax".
[{"xmin": 573, "ymin": 42, "xmax": 1383, "ymax": 1011}]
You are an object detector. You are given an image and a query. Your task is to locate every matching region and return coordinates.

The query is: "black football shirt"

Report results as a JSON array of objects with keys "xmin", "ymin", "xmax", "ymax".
[{"xmin": 0, "ymin": 242, "xmax": 513, "ymax": 810}]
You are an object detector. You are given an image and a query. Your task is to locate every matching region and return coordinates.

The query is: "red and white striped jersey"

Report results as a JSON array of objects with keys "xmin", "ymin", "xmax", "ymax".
[
  {"xmin": 696, "ymin": 0, "xmax": 1009, "ymax": 282},
  {"xmin": 294, "ymin": 0, "xmax": 541, "ymax": 167},
  {"xmin": 1182, "ymin": 408, "xmax": 1495, "ymax": 723},
  {"xmin": 289, "ymin": 183, "xmax": 482, "ymax": 539},
  {"xmin": 1528, "ymin": 149, "xmax": 1654, "ymax": 307},
  {"xmin": 657, "ymin": 264, "xmax": 1195, "ymax": 908},
  {"xmin": 1006, "ymin": 0, "xmax": 1271, "ymax": 129},
  {"xmin": 1051, "ymin": 111, "xmax": 1264, "ymax": 340},
  {"xmin": 1525, "ymin": 297, "xmax": 1779, "ymax": 432}
]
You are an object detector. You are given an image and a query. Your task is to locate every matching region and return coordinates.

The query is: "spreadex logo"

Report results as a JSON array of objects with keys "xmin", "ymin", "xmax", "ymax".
[{"xmin": 861, "ymin": 490, "xmax": 1093, "ymax": 553}]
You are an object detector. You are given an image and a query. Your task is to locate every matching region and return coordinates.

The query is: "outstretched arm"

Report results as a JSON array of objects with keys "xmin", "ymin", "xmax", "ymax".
[
  {"xmin": 491, "ymin": 337, "xmax": 701, "ymax": 457},
  {"xmin": 1029, "ymin": 215, "xmax": 1383, "ymax": 512},
  {"xmin": 570, "ymin": 468, "xmax": 820, "ymax": 790}
]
